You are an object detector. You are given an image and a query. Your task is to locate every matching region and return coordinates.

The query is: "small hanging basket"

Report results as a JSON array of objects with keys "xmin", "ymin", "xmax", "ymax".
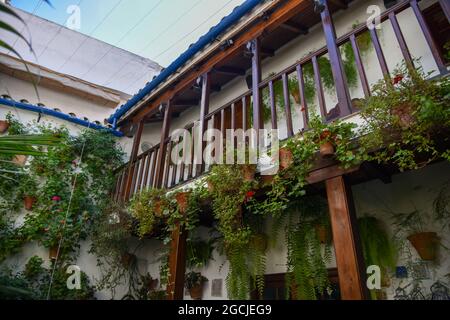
[{"xmin": 407, "ymin": 232, "xmax": 439, "ymax": 261}]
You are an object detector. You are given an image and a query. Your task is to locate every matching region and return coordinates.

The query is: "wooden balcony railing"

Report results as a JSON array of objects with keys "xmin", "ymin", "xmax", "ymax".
[{"xmin": 112, "ymin": 0, "xmax": 449, "ymax": 202}]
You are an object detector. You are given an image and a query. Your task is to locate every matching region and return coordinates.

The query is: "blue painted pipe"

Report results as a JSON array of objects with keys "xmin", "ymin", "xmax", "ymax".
[
  {"xmin": 107, "ymin": 0, "xmax": 264, "ymax": 126},
  {"xmin": 0, "ymin": 98, "xmax": 124, "ymax": 137}
]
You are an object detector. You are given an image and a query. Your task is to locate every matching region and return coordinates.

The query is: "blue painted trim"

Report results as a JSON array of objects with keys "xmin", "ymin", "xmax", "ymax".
[
  {"xmin": 0, "ymin": 98, "xmax": 124, "ymax": 137},
  {"xmin": 108, "ymin": 0, "xmax": 263, "ymax": 125}
]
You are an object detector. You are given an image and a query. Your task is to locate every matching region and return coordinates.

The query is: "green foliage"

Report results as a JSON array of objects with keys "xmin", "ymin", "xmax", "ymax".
[
  {"xmin": 433, "ymin": 179, "xmax": 450, "ymax": 231},
  {"xmin": 186, "ymin": 238, "xmax": 214, "ymax": 269},
  {"xmin": 359, "ymin": 61, "xmax": 450, "ymax": 171}
]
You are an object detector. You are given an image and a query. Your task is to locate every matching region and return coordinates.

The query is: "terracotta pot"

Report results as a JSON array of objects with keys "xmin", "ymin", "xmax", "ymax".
[
  {"xmin": 407, "ymin": 232, "xmax": 439, "ymax": 261},
  {"xmin": 207, "ymin": 180, "xmax": 214, "ymax": 193},
  {"xmin": 189, "ymin": 284, "xmax": 203, "ymax": 300},
  {"xmin": 175, "ymin": 192, "xmax": 191, "ymax": 213},
  {"xmin": 242, "ymin": 165, "xmax": 256, "ymax": 182},
  {"xmin": 320, "ymin": 142, "xmax": 335, "ymax": 158},
  {"xmin": 12, "ymin": 155, "xmax": 28, "ymax": 166},
  {"xmin": 315, "ymin": 225, "xmax": 329, "ymax": 244},
  {"xmin": 260, "ymin": 174, "xmax": 275, "ymax": 186},
  {"xmin": 49, "ymin": 246, "xmax": 59, "ymax": 260},
  {"xmin": 0, "ymin": 120, "xmax": 9, "ymax": 134},
  {"xmin": 24, "ymin": 196, "xmax": 36, "ymax": 211},
  {"xmin": 279, "ymin": 148, "xmax": 293, "ymax": 170}
]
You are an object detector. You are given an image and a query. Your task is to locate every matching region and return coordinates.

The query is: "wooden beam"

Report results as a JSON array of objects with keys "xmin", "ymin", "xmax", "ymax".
[
  {"xmin": 154, "ymin": 101, "xmax": 173, "ymax": 187},
  {"xmin": 280, "ymin": 21, "xmax": 309, "ymax": 34},
  {"xmin": 326, "ymin": 175, "xmax": 368, "ymax": 300},
  {"xmin": 328, "ymin": 0, "xmax": 348, "ymax": 10},
  {"xmin": 320, "ymin": 0, "xmax": 352, "ymax": 117},
  {"xmin": 213, "ymin": 66, "xmax": 246, "ymax": 76},
  {"xmin": 440, "ymin": 0, "xmax": 450, "ymax": 24},
  {"xmin": 129, "ymin": 0, "xmax": 311, "ymax": 124},
  {"xmin": 173, "ymin": 99, "xmax": 199, "ymax": 108}
]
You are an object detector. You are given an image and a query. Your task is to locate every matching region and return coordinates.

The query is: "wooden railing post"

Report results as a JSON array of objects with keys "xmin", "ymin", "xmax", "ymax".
[
  {"xmin": 326, "ymin": 175, "xmax": 368, "ymax": 300},
  {"xmin": 123, "ymin": 120, "xmax": 144, "ymax": 201},
  {"xmin": 196, "ymin": 72, "xmax": 211, "ymax": 175},
  {"xmin": 154, "ymin": 101, "xmax": 173, "ymax": 188},
  {"xmin": 317, "ymin": 0, "xmax": 352, "ymax": 117},
  {"xmin": 166, "ymin": 220, "xmax": 188, "ymax": 300}
]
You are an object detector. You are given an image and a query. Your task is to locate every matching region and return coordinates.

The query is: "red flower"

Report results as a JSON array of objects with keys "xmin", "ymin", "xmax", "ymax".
[
  {"xmin": 301, "ymin": 106, "xmax": 306, "ymax": 112},
  {"xmin": 52, "ymin": 196, "xmax": 61, "ymax": 202},
  {"xmin": 392, "ymin": 74, "xmax": 404, "ymax": 85},
  {"xmin": 245, "ymin": 191, "xmax": 256, "ymax": 203}
]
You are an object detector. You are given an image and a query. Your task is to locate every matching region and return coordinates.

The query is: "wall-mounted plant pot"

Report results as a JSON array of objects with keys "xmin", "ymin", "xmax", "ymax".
[
  {"xmin": 0, "ymin": 120, "xmax": 9, "ymax": 133},
  {"xmin": 242, "ymin": 164, "xmax": 256, "ymax": 182},
  {"xmin": 12, "ymin": 155, "xmax": 28, "ymax": 166},
  {"xmin": 189, "ymin": 284, "xmax": 203, "ymax": 300},
  {"xmin": 24, "ymin": 196, "xmax": 36, "ymax": 211},
  {"xmin": 407, "ymin": 232, "xmax": 439, "ymax": 261},
  {"xmin": 49, "ymin": 246, "xmax": 59, "ymax": 260},
  {"xmin": 320, "ymin": 142, "xmax": 335, "ymax": 158},
  {"xmin": 279, "ymin": 147, "xmax": 293, "ymax": 170},
  {"xmin": 315, "ymin": 225, "xmax": 329, "ymax": 244},
  {"xmin": 175, "ymin": 191, "xmax": 191, "ymax": 213}
]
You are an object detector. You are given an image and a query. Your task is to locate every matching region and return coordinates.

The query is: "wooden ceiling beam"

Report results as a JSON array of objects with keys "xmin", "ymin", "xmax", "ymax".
[
  {"xmin": 280, "ymin": 21, "xmax": 309, "ymax": 34},
  {"xmin": 129, "ymin": 0, "xmax": 311, "ymax": 124},
  {"xmin": 213, "ymin": 66, "xmax": 246, "ymax": 76},
  {"xmin": 328, "ymin": 0, "xmax": 348, "ymax": 10}
]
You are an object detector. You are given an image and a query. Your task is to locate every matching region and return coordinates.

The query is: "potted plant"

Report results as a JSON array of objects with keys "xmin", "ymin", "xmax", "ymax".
[
  {"xmin": 391, "ymin": 209, "xmax": 440, "ymax": 261},
  {"xmin": 186, "ymin": 239, "xmax": 214, "ymax": 269},
  {"xmin": 185, "ymin": 271, "xmax": 208, "ymax": 300},
  {"xmin": 18, "ymin": 174, "xmax": 38, "ymax": 211},
  {"xmin": 242, "ymin": 164, "xmax": 257, "ymax": 182},
  {"xmin": 318, "ymin": 129, "xmax": 335, "ymax": 158},
  {"xmin": 12, "ymin": 155, "xmax": 28, "ymax": 166},
  {"xmin": 0, "ymin": 119, "xmax": 9, "ymax": 133}
]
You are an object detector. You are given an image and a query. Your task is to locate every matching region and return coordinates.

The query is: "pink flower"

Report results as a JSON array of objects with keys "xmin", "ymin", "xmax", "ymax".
[{"xmin": 52, "ymin": 196, "xmax": 61, "ymax": 202}]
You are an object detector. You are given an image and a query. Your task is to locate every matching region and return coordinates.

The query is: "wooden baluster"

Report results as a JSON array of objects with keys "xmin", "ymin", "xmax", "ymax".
[
  {"xmin": 369, "ymin": 25, "xmax": 390, "ymax": 79},
  {"xmin": 197, "ymin": 73, "xmax": 211, "ymax": 176},
  {"xmin": 349, "ymin": 34, "xmax": 371, "ymax": 98},
  {"xmin": 179, "ymin": 133, "xmax": 186, "ymax": 184},
  {"xmin": 231, "ymin": 103, "xmax": 236, "ymax": 131},
  {"xmin": 296, "ymin": 65, "xmax": 309, "ymax": 129},
  {"xmin": 163, "ymin": 141, "xmax": 172, "ymax": 188},
  {"xmin": 149, "ymin": 147, "xmax": 158, "ymax": 188},
  {"xmin": 389, "ymin": 12, "xmax": 414, "ymax": 70},
  {"xmin": 136, "ymin": 155, "xmax": 146, "ymax": 193},
  {"xmin": 282, "ymin": 73, "xmax": 294, "ymax": 137},
  {"xmin": 249, "ymin": 38, "xmax": 263, "ymax": 140},
  {"xmin": 142, "ymin": 150, "xmax": 152, "ymax": 189},
  {"xmin": 268, "ymin": 80, "xmax": 278, "ymax": 130},
  {"xmin": 312, "ymin": 56, "xmax": 327, "ymax": 119},
  {"xmin": 130, "ymin": 162, "xmax": 139, "ymax": 199},
  {"xmin": 410, "ymin": 0, "xmax": 447, "ymax": 75},
  {"xmin": 188, "ymin": 126, "xmax": 195, "ymax": 179},
  {"xmin": 319, "ymin": 0, "xmax": 352, "ymax": 117},
  {"xmin": 124, "ymin": 120, "xmax": 144, "ymax": 201},
  {"xmin": 154, "ymin": 101, "xmax": 173, "ymax": 188}
]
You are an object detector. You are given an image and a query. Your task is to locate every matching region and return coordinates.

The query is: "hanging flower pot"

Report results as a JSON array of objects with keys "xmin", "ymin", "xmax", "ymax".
[
  {"xmin": 320, "ymin": 142, "xmax": 335, "ymax": 158},
  {"xmin": 189, "ymin": 284, "xmax": 203, "ymax": 300},
  {"xmin": 154, "ymin": 200, "xmax": 164, "ymax": 217},
  {"xmin": 260, "ymin": 174, "xmax": 275, "ymax": 186},
  {"xmin": 242, "ymin": 164, "xmax": 256, "ymax": 182},
  {"xmin": 0, "ymin": 120, "xmax": 9, "ymax": 133},
  {"xmin": 175, "ymin": 191, "xmax": 191, "ymax": 213},
  {"xmin": 49, "ymin": 246, "xmax": 59, "ymax": 260},
  {"xmin": 279, "ymin": 147, "xmax": 293, "ymax": 170},
  {"xmin": 24, "ymin": 196, "xmax": 36, "ymax": 211},
  {"xmin": 12, "ymin": 155, "xmax": 28, "ymax": 166},
  {"xmin": 407, "ymin": 232, "xmax": 439, "ymax": 261}
]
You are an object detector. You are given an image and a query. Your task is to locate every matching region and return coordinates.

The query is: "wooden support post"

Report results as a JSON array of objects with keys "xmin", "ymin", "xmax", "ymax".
[
  {"xmin": 123, "ymin": 121, "xmax": 144, "ymax": 201},
  {"xmin": 319, "ymin": 0, "xmax": 352, "ymax": 117},
  {"xmin": 166, "ymin": 221, "xmax": 187, "ymax": 300},
  {"xmin": 196, "ymin": 73, "xmax": 211, "ymax": 175},
  {"xmin": 326, "ymin": 175, "xmax": 368, "ymax": 300},
  {"xmin": 154, "ymin": 101, "xmax": 173, "ymax": 188}
]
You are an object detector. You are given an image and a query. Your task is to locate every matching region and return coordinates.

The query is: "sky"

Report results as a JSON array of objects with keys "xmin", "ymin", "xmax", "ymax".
[{"xmin": 10, "ymin": 0, "xmax": 246, "ymax": 67}]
